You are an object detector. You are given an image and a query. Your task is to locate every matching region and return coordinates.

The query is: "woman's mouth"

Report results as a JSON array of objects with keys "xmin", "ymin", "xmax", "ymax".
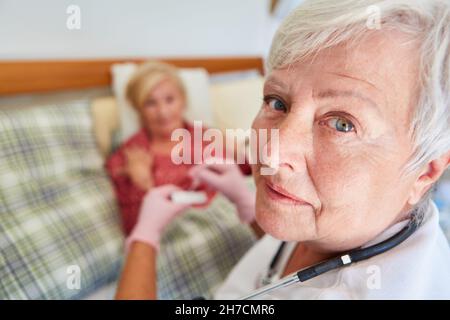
[{"xmin": 264, "ymin": 180, "xmax": 311, "ymax": 206}]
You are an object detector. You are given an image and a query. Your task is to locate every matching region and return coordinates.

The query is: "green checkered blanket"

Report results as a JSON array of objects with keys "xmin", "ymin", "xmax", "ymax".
[
  {"xmin": 0, "ymin": 100, "xmax": 124, "ymax": 299},
  {"xmin": 0, "ymin": 99, "xmax": 257, "ymax": 299},
  {"xmin": 158, "ymin": 182, "xmax": 257, "ymax": 299}
]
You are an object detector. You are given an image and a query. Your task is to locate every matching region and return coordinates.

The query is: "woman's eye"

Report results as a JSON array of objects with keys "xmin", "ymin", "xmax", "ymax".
[
  {"xmin": 265, "ymin": 97, "xmax": 287, "ymax": 112},
  {"xmin": 327, "ymin": 117, "xmax": 355, "ymax": 133}
]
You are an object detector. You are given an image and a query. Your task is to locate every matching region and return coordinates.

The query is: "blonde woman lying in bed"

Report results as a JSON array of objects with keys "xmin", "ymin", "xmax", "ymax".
[
  {"xmin": 106, "ymin": 61, "xmax": 251, "ymax": 235},
  {"xmin": 115, "ymin": 0, "xmax": 450, "ymax": 299}
]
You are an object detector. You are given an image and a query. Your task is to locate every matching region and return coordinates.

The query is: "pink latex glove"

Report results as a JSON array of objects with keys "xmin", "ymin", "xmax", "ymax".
[
  {"xmin": 126, "ymin": 184, "xmax": 190, "ymax": 251},
  {"xmin": 189, "ymin": 161, "xmax": 255, "ymax": 223}
]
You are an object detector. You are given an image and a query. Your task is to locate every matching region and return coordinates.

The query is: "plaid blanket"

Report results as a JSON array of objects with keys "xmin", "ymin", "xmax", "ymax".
[
  {"xmin": 0, "ymin": 99, "xmax": 257, "ymax": 299},
  {"xmin": 0, "ymin": 101, "xmax": 124, "ymax": 299},
  {"xmin": 158, "ymin": 181, "xmax": 257, "ymax": 299}
]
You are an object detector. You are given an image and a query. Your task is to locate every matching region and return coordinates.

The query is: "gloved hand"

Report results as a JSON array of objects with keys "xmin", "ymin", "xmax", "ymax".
[
  {"xmin": 189, "ymin": 161, "xmax": 256, "ymax": 223},
  {"xmin": 126, "ymin": 184, "xmax": 190, "ymax": 251}
]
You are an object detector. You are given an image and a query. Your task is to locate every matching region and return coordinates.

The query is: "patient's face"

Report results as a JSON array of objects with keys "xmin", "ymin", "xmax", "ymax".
[
  {"xmin": 251, "ymin": 31, "xmax": 421, "ymax": 252},
  {"xmin": 140, "ymin": 78, "xmax": 185, "ymax": 139}
]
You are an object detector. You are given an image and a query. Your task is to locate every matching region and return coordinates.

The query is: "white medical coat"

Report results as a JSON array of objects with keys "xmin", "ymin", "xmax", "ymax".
[{"xmin": 215, "ymin": 202, "xmax": 450, "ymax": 299}]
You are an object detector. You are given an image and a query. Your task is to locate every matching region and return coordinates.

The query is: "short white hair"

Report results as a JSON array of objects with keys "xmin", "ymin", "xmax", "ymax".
[
  {"xmin": 268, "ymin": 0, "xmax": 450, "ymax": 175},
  {"xmin": 268, "ymin": 0, "xmax": 450, "ymax": 221}
]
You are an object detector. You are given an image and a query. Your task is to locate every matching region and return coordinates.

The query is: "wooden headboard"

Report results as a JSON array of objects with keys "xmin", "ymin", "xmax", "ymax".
[{"xmin": 0, "ymin": 56, "xmax": 264, "ymax": 96}]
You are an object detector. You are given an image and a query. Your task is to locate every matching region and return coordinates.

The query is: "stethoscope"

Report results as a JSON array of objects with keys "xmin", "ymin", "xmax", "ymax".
[
  {"xmin": 238, "ymin": 219, "xmax": 418, "ymax": 300},
  {"xmin": 195, "ymin": 218, "xmax": 419, "ymax": 300}
]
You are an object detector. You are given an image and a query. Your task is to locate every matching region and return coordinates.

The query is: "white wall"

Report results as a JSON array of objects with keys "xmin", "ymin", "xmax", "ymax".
[{"xmin": 0, "ymin": 0, "xmax": 270, "ymax": 60}]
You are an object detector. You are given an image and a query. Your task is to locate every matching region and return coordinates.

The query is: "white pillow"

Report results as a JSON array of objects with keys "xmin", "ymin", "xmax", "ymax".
[{"xmin": 111, "ymin": 63, "xmax": 213, "ymax": 143}]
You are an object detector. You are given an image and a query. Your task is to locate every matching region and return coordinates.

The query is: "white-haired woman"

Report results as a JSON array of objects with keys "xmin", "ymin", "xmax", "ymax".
[{"xmin": 116, "ymin": 0, "xmax": 450, "ymax": 299}]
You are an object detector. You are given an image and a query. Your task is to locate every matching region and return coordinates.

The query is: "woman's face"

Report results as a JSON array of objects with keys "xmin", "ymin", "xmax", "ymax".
[
  {"xmin": 139, "ymin": 78, "xmax": 185, "ymax": 138},
  {"xmin": 252, "ymin": 31, "xmax": 422, "ymax": 252}
]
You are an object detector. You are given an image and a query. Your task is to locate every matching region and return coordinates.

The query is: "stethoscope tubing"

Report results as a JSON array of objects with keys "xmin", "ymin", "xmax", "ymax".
[{"xmin": 239, "ymin": 219, "xmax": 419, "ymax": 300}]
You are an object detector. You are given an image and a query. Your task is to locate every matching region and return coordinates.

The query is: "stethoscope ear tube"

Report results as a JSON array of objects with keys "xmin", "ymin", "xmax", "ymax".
[
  {"xmin": 296, "ymin": 219, "xmax": 418, "ymax": 283},
  {"xmin": 348, "ymin": 220, "xmax": 418, "ymax": 263},
  {"xmin": 296, "ymin": 257, "xmax": 343, "ymax": 282}
]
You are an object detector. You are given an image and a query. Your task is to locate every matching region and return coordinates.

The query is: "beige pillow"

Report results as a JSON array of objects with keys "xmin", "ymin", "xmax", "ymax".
[
  {"xmin": 210, "ymin": 76, "xmax": 264, "ymax": 149},
  {"xmin": 91, "ymin": 96, "xmax": 119, "ymax": 157},
  {"xmin": 211, "ymin": 76, "xmax": 264, "ymax": 131}
]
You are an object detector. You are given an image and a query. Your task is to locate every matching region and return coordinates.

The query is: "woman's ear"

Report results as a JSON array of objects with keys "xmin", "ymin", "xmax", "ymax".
[{"xmin": 407, "ymin": 151, "xmax": 450, "ymax": 206}]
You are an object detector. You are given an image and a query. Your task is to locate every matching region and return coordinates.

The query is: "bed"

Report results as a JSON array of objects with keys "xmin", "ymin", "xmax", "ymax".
[{"xmin": 0, "ymin": 56, "xmax": 265, "ymax": 299}]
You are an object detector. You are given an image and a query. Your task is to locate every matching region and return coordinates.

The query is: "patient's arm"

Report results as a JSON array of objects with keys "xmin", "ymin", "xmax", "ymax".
[
  {"xmin": 105, "ymin": 145, "xmax": 153, "ymax": 192},
  {"xmin": 105, "ymin": 148, "xmax": 153, "ymax": 234},
  {"xmin": 115, "ymin": 242, "xmax": 157, "ymax": 300},
  {"xmin": 124, "ymin": 146, "xmax": 154, "ymax": 191}
]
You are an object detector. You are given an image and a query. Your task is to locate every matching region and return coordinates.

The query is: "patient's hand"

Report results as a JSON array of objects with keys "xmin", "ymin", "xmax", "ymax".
[
  {"xmin": 189, "ymin": 160, "xmax": 256, "ymax": 223},
  {"xmin": 124, "ymin": 146, "xmax": 154, "ymax": 191}
]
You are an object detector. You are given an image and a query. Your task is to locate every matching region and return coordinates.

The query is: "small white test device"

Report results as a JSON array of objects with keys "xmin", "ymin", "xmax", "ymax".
[{"xmin": 170, "ymin": 191, "xmax": 208, "ymax": 205}]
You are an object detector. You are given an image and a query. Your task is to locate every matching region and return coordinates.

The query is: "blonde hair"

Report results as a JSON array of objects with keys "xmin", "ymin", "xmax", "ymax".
[{"xmin": 126, "ymin": 61, "xmax": 186, "ymax": 110}]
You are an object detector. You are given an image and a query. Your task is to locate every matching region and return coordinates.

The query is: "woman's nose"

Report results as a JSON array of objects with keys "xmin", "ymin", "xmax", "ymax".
[
  {"xmin": 157, "ymin": 105, "xmax": 171, "ymax": 119},
  {"xmin": 267, "ymin": 115, "xmax": 314, "ymax": 173}
]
